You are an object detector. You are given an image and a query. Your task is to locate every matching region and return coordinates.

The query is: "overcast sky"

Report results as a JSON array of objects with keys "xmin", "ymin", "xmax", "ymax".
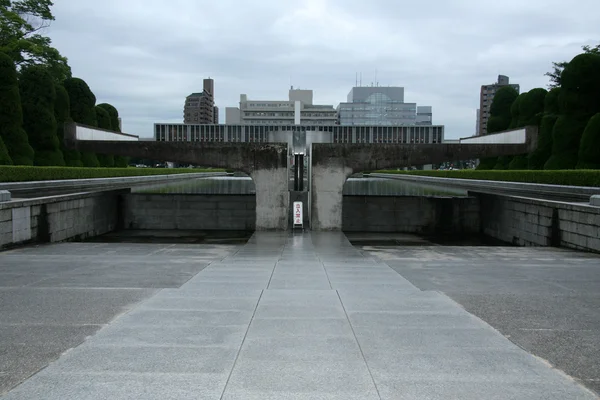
[{"xmin": 46, "ymin": 0, "xmax": 598, "ymax": 139}]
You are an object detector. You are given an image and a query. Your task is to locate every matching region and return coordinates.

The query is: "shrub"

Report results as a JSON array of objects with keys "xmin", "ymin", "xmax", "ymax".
[
  {"xmin": 544, "ymin": 115, "xmax": 587, "ymax": 169},
  {"xmin": 0, "ymin": 52, "xmax": 34, "ymax": 165},
  {"xmin": 0, "ymin": 137, "xmax": 12, "ymax": 165},
  {"xmin": 54, "ymin": 83, "xmax": 82, "ymax": 166},
  {"xmin": 63, "ymin": 77, "xmax": 99, "ymax": 167},
  {"xmin": 94, "ymin": 106, "xmax": 114, "ymax": 167},
  {"xmin": 577, "ymin": 113, "xmax": 600, "ymax": 169},
  {"xmin": 19, "ymin": 65, "xmax": 65, "ymax": 166},
  {"xmin": 0, "ymin": 166, "xmax": 226, "ymax": 182},
  {"xmin": 528, "ymin": 115, "xmax": 557, "ymax": 169}
]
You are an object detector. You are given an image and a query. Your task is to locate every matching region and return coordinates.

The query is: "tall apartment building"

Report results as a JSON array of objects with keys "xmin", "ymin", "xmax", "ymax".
[
  {"xmin": 478, "ymin": 75, "xmax": 519, "ymax": 135},
  {"xmin": 337, "ymin": 86, "xmax": 433, "ymax": 126},
  {"xmin": 184, "ymin": 78, "xmax": 216, "ymax": 124},
  {"xmin": 225, "ymin": 87, "xmax": 337, "ymax": 126}
]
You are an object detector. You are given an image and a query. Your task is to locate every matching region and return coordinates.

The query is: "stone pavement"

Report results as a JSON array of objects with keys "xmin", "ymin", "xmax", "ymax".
[{"xmin": 1, "ymin": 233, "xmax": 598, "ymax": 399}]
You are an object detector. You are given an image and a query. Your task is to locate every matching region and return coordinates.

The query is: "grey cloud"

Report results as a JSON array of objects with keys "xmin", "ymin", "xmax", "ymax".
[{"xmin": 46, "ymin": 0, "xmax": 599, "ymax": 138}]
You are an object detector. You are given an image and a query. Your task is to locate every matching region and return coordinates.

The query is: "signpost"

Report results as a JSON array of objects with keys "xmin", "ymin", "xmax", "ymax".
[{"xmin": 293, "ymin": 201, "xmax": 303, "ymax": 231}]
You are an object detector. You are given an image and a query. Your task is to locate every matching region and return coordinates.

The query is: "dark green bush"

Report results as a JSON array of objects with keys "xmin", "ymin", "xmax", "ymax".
[
  {"xmin": 63, "ymin": 77, "xmax": 99, "ymax": 167},
  {"xmin": 0, "ymin": 166, "xmax": 226, "ymax": 182},
  {"xmin": 19, "ymin": 65, "xmax": 65, "ymax": 166},
  {"xmin": 94, "ymin": 106, "xmax": 114, "ymax": 167},
  {"xmin": 577, "ymin": 113, "xmax": 600, "ymax": 169},
  {"xmin": 528, "ymin": 115, "xmax": 557, "ymax": 169},
  {"xmin": 54, "ymin": 83, "xmax": 82, "ymax": 166},
  {"xmin": 0, "ymin": 137, "xmax": 12, "ymax": 165},
  {"xmin": 544, "ymin": 115, "xmax": 587, "ymax": 169},
  {"xmin": 0, "ymin": 52, "xmax": 34, "ymax": 165}
]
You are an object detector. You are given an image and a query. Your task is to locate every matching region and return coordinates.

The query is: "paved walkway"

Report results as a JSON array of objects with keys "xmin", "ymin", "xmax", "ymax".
[{"xmin": 2, "ymin": 232, "xmax": 597, "ymax": 399}]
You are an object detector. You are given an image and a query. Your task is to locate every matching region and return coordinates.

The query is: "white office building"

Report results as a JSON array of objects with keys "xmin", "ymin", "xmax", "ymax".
[{"xmin": 225, "ymin": 87, "xmax": 337, "ymax": 126}]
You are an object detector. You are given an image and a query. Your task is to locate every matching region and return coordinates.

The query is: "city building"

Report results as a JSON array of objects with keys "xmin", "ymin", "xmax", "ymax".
[
  {"xmin": 478, "ymin": 75, "xmax": 520, "ymax": 135},
  {"xmin": 337, "ymin": 86, "xmax": 433, "ymax": 126},
  {"xmin": 183, "ymin": 78, "xmax": 216, "ymax": 124},
  {"xmin": 225, "ymin": 87, "xmax": 337, "ymax": 126},
  {"xmin": 154, "ymin": 123, "xmax": 444, "ymax": 145}
]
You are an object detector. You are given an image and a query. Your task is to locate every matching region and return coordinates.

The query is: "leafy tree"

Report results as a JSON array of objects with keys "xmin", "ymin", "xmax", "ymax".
[
  {"xmin": 545, "ymin": 44, "xmax": 600, "ymax": 88},
  {"xmin": 543, "ymin": 87, "xmax": 561, "ymax": 115},
  {"xmin": 63, "ymin": 77, "xmax": 99, "ymax": 167},
  {"xmin": 98, "ymin": 102, "xmax": 128, "ymax": 167},
  {"xmin": 487, "ymin": 86, "xmax": 519, "ymax": 133},
  {"xmin": 577, "ymin": 113, "xmax": 600, "ymax": 169},
  {"xmin": 0, "ymin": 51, "xmax": 33, "ymax": 164},
  {"xmin": 559, "ymin": 52, "xmax": 600, "ymax": 117},
  {"xmin": 0, "ymin": 0, "xmax": 71, "ymax": 82},
  {"xmin": 528, "ymin": 115, "xmax": 557, "ymax": 169},
  {"xmin": 94, "ymin": 105, "xmax": 114, "ymax": 167},
  {"xmin": 544, "ymin": 115, "xmax": 587, "ymax": 169},
  {"xmin": 509, "ymin": 93, "xmax": 526, "ymax": 129},
  {"xmin": 0, "ymin": 136, "xmax": 12, "ymax": 164},
  {"xmin": 508, "ymin": 155, "xmax": 528, "ymax": 170},
  {"xmin": 54, "ymin": 83, "xmax": 81, "ymax": 166},
  {"xmin": 19, "ymin": 65, "xmax": 64, "ymax": 165},
  {"xmin": 518, "ymin": 88, "xmax": 547, "ymax": 126}
]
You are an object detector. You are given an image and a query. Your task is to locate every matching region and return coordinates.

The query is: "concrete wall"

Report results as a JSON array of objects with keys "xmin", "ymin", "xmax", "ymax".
[
  {"xmin": 342, "ymin": 195, "xmax": 480, "ymax": 235},
  {"xmin": 123, "ymin": 194, "xmax": 255, "ymax": 231},
  {"xmin": 1, "ymin": 190, "xmax": 123, "ymax": 250},
  {"xmin": 475, "ymin": 192, "xmax": 600, "ymax": 253}
]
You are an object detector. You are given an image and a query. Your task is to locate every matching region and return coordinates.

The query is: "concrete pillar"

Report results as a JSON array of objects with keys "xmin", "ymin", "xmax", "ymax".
[
  {"xmin": 311, "ymin": 161, "xmax": 353, "ymax": 230},
  {"xmin": 250, "ymin": 167, "xmax": 289, "ymax": 230}
]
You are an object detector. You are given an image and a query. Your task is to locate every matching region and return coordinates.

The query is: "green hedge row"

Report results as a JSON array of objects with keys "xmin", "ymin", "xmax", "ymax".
[
  {"xmin": 0, "ymin": 166, "xmax": 225, "ymax": 182},
  {"xmin": 372, "ymin": 169, "xmax": 600, "ymax": 187}
]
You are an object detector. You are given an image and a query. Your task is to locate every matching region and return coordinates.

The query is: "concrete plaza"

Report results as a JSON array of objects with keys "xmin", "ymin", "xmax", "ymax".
[{"xmin": 0, "ymin": 233, "xmax": 598, "ymax": 399}]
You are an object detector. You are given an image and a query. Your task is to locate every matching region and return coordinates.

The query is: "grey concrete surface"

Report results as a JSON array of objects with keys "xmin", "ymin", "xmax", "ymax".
[
  {"xmin": 0, "ymin": 242, "xmax": 238, "ymax": 395},
  {"xmin": 1, "ymin": 233, "xmax": 599, "ymax": 399},
  {"xmin": 361, "ymin": 244, "xmax": 600, "ymax": 396}
]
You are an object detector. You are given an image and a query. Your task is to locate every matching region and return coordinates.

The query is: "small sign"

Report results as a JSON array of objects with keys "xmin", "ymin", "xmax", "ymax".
[{"xmin": 293, "ymin": 201, "xmax": 303, "ymax": 227}]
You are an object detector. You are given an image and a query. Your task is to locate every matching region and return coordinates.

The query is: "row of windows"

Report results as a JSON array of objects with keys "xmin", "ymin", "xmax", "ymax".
[{"xmin": 154, "ymin": 124, "xmax": 444, "ymax": 144}]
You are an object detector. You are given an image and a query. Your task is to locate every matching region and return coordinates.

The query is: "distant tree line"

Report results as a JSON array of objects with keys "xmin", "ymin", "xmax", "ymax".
[
  {"xmin": 478, "ymin": 44, "xmax": 600, "ymax": 170},
  {"xmin": 0, "ymin": 1, "xmax": 127, "ymax": 167}
]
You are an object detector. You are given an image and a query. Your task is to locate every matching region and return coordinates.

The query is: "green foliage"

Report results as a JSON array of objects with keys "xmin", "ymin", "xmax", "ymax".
[
  {"xmin": 488, "ymin": 86, "xmax": 519, "ymax": 133},
  {"xmin": 0, "ymin": 0, "xmax": 71, "ymax": 82},
  {"xmin": 544, "ymin": 87, "xmax": 561, "ymax": 115},
  {"xmin": 528, "ymin": 115, "xmax": 557, "ymax": 169},
  {"xmin": 0, "ymin": 136, "xmax": 12, "ymax": 164},
  {"xmin": 476, "ymin": 158, "xmax": 497, "ymax": 170},
  {"xmin": 0, "ymin": 166, "xmax": 226, "ymax": 182},
  {"xmin": 97, "ymin": 102, "xmax": 128, "ymax": 167},
  {"xmin": 94, "ymin": 105, "xmax": 114, "ymax": 167},
  {"xmin": 0, "ymin": 51, "xmax": 33, "ymax": 165},
  {"xmin": 559, "ymin": 53, "xmax": 600, "ymax": 117},
  {"xmin": 19, "ymin": 65, "xmax": 65, "ymax": 166},
  {"xmin": 545, "ymin": 44, "xmax": 600, "ymax": 89},
  {"xmin": 518, "ymin": 88, "xmax": 547, "ymax": 126},
  {"xmin": 97, "ymin": 103, "xmax": 119, "ymax": 131},
  {"xmin": 508, "ymin": 155, "xmax": 528, "ymax": 170},
  {"xmin": 493, "ymin": 156, "xmax": 512, "ymax": 170},
  {"xmin": 544, "ymin": 115, "xmax": 588, "ymax": 169},
  {"xmin": 577, "ymin": 113, "xmax": 600, "ymax": 169},
  {"xmin": 63, "ymin": 77, "xmax": 98, "ymax": 167},
  {"xmin": 54, "ymin": 83, "xmax": 81, "ymax": 166},
  {"xmin": 509, "ymin": 93, "xmax": 526, "ymax": 129},
  {"xmin": 374, "ymin": 169, "xmax": 600, "ymax": 187}
]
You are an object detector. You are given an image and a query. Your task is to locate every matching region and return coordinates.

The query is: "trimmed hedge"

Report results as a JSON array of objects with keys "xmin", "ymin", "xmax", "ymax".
[
  {"xmin": 372, "ymin": 169, "xmax": 600, "ymax": 187},
  {"xmin": 0, "ymin": 166, "xmax": 226, "ymax": 182}
]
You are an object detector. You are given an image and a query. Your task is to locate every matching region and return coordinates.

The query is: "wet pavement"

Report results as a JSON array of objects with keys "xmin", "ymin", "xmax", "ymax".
[{"xmin": 1, "ymin": 233, "xmax": 598, "ymax": 399}]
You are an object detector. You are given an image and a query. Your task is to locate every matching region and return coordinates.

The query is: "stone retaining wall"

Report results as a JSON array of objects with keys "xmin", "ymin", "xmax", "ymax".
[
  {"xmin": 342, "ymin": 195, "xmax": 480, "ymax": 235},
  {"xmin": 123, "ymin": 194, "xmax": 256, "ymax": 231},
  {"xmin": 474, "ymin": 192, "xmax": 600, "ymax": 253},
  {"xmin": 1, "ymin": 190, "xmax": 124, "ymax": 250}
]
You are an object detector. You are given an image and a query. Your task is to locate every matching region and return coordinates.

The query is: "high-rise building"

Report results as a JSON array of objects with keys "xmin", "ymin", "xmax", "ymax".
[
  {"xmin": 213, "ymin": 106, "xmax": 219, "ymax": 124},
  {"xmin": 337, "ymin": 86, "xmax": 433, "ymax": 126},
  {"xmin": 225, "ymin": 87, "xmax": 337, "ymax": 126},
  {"xmin": 184, "ymin": 78, "xmax": 216, "ymax": 124},
  {"xmin": 478, "ymin": 75, "xmax": 519, "ymax": 135}
]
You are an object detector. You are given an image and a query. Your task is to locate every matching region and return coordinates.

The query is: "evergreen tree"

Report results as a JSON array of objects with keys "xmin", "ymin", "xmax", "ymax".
[
  {"xmin": 54, "ymin": 83, "xmax": 82, "ymax": 166},
  {"xmin": 94, "ymin": 105, "xmax": 114, "ymax": 167},
  {"xmin": 577, "ymin": 113, "xmax": 600, "ymax": 169},
  {"xmin": 63, "ymin": 77, "xmax": 99, "ymax": 167},
  {"xmin": 0, "ymin": 137, "xmax": 12, "ymax": 165},
  {"xmin": 19, "ymin": 65, "xmax": 65, "ymax": 165},
  {"xmin": 98, "ymin": 102, "xmax": 128, "ymax": 167},
  {"xmin": 0, "ymin": 52, "xmax": 34, "ymax": 165}
]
